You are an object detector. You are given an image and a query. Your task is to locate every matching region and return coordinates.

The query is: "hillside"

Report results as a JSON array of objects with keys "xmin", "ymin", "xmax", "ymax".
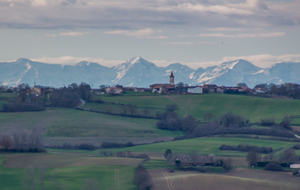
[{"xmin": 93, "ymin": 93, "xmax": 300, "ymax": 124}]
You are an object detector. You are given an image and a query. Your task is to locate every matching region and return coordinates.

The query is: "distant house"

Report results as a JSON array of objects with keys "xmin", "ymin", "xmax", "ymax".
[
  {"xmin": 187, "ymin": 86, "xmax": 203, "ymax": 94},
  {"xmin": 150, "ymin": 72, "xmax": 176, "ymax": 94},
  {"xmin": 105, "ymin": 87, "xmax": 123, "ymax": 94},
  {"xmin": 31, "ymin": 87, "xmax": 41, "ymax": 96},
  {"xmin": 203, "ymin": 84, "xmax": 218, "ymax": 93},
  {"xmin": 290, "ymin": 161, "xmax": 300, "ymax": 169}
]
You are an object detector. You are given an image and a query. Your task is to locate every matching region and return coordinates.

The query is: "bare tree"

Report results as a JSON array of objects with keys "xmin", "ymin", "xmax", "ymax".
[
  {"xmin": 128, "ymin": 104, "xmax": 137, "ymax": 115},
  {"xmin": 121, "ymin": 105, "xmax": 129, "ymax": 115},
  {"xmin": 23, "ymin": 165, "xmax": 37, "ymax": 190},
  {"xmin": 246, "ymin": 151, "xmax": 260, "ymax": 167},
  {"xmin": 37, "ymin": 165, "xmax": 47, "ymax": 190},
  {"xmin": 189, "ymin": 150, "xmax": 198, "ymax": 165},
  {"xmin": 82, "ymin": 178, "xmax": 100, "ymax": 190},
  {"xmin": 279, "ymin": 148, "xmax": 298, "ymax": 167},
  {"xmin": 166, "ymin": 104, "xmax": 178, "ymax": 112},
  {"xmin": 142, "ymin": 109, "xmax": 150, "ymax": 116},
  {"xmin": 204, "ymin": 113, "xmax": 214, "ymax": 123},
  {"xmin": 0, "ymin": 135, "xmax": 14, "ymax": 150}
]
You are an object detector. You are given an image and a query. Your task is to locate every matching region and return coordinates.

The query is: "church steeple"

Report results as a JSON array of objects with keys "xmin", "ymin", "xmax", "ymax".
[{"xmin": 170, "ymin": 71, "xmax": 174, "ymax": 85}]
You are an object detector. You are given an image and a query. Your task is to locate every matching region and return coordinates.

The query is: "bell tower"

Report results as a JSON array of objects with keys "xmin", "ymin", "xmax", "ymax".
[{"xmin": 170, "ymin": 71, "xmax": 174, "ymax": 85}]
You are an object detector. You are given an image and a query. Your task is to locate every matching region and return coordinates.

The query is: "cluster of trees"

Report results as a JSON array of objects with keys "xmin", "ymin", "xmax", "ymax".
[
  {"xmin": 220, "ymin": 144, "xmax": 273, "ymax": 154},
  {"xmin": 260, "ymin": 115, "xmax": 294, "ymax": 130},
  {"xmin": 0, "ymin": 130, "xmax": 45, "ymax": 152},
  {"xmin": 101, "ymin": 141, "xmax": 134, "ymax": 149},
  {"xmin": 156, "ymin": 104, "xmax": 199, "ymax": 132},
  {"xmin": 254, "ymin": 83, "xmax": 300, "ymax": 99},
  {"xmin": 177, "ymin": 124, "xmax": 295, "ymax": 140},
  {"xmin": 219, "ymin": 112, "xmax": 250, "ymax": 127},
  {"xmin": 134, "ymin": 165, "xmax": 153, "ymax": 190},
  {"xmin": 50, "ymin": 83, "xmax": 91, "ymax": 108},
  {"xmin": 246, "ymin": 148, "xmax": 299, "ymax": 171}
]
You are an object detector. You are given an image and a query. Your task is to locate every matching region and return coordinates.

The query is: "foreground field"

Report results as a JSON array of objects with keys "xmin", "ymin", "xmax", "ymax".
[
  {"xmin": 0, "ymin": 154, "xmax": 139, "ymax": 190},
  {"xmin": 95, "ymin": 93, "xmax": 300, "ymax": 124},
  {"xmin": 111, "ymin": 137, "xmax": 300, "ymax": 156},
  {"xmin": 149, "ymin": 168, "xmax": 300, "ymax": 190}
]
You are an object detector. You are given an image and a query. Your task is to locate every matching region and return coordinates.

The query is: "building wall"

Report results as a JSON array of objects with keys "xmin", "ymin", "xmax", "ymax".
[
  {"xmin": 188, "ymin": 87, "xmax": 203, "ymax": 93},
  {"xmin": 290, "ymin": 164, "xmax": 300, "ymax": 168}
]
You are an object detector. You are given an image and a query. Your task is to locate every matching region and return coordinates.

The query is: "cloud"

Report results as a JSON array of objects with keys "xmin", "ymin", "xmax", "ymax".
[
  {"xmin": 104, "ymin": 28, "xmax": 165, "ymax": 39},
  {"xmin": 165, "ymin": 41, "xmax": 215, "ymax": 45},
  {"xmin": 198, "ymin": 32, "xmax": 285, "ymax": 38},
  {"xmin": 45, "ymin": 32, "xmax": 89, "ymax": 37},
  {"xmin": 31, "ymin": 56, "xmax": 123, "ymax": 67},
  {"xmin": 0, "ymin": 0, "xmax": 299, "ymax": 29}
]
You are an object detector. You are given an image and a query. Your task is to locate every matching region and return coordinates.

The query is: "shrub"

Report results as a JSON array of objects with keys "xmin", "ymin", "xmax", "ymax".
[
  {"xmin": 264, "ymin": 161, "xmax": 283, "ymax": 171},
  {"xmin": 101, "ymin": 141, "xmax": 133, "ymax": 149},
  {"xmin": 219, "ymin": 112, "xmax": 250, "ymax": 127},
  {"xmin": 220, "ymin": 144, "xmax": 273, "ymax": 154},
  {"xmin": 260, "ymin": 117, "xmax": 275, "ymax": 126},
  {"xmin": 293, "ymin": 144, "xmax": 300, "ymax": 150},
  {"xmin": 136, "ymin": 153, "xmax": 150, "ymax": 160},
  {"xmin": 2, "ymin": 103, "xmax": 45, "ymax": 112},
  {"xmin": 221, "ymin": 158, "xmax": 233, "ymax": 171}
]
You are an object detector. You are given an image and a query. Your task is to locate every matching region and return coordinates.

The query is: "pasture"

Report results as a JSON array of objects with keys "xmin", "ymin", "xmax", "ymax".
[{"xmin": 148, "ymin": 168, "xmax": 300, "ymax": 190}]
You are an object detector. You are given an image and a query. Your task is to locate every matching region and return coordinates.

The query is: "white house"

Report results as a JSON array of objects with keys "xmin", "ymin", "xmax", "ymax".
[
  {"xmin": 187, "ymin": 86, "xmax": 203, "ymax": 94},
  {"xmin": 290, "ymin": 161, "xmax": 300, "ymax": 168}
]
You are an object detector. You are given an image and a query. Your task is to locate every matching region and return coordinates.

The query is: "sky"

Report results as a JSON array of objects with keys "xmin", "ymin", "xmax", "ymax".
[{"xmin": 0, "ymin": 0, "xmax": 300, "ymax": 69}]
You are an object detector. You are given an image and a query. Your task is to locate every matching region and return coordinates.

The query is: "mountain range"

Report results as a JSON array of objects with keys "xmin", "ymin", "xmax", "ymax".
[{"xmin": 0, "ymin": 56, "xmax": 300, "ymax": 88}]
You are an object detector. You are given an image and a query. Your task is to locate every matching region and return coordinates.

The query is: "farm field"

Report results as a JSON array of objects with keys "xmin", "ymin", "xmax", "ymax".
[
  {"xmin": 93, "ymin": 93, "xmax": 300, "ymax": 124},
  {"xmin": 0, "ymin": 107, "xmax": 181, "ymax": 139},
  {"xmin": 148, "ymin": 168, "xmax": 300, "ymax": 190},
  {"xmin": 109, "ymin": 137, "xmax": 300, "ymax": 156},
  {"xmin": 0, "ymin": 154, "xmax": 139, "ymax": 190}
]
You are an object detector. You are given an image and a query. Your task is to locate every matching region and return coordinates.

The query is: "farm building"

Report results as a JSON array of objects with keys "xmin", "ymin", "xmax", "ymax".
[
  {"xmin": 187, "ymin": 86, "xmax": 203, "ymax": 94},
  {"xmin": 105, "ymin": 87, "xmax": 123, "ymax": 94},
  {"xmin": 290, "ymin": 161, "xmax": 300, "ymax": 168}
]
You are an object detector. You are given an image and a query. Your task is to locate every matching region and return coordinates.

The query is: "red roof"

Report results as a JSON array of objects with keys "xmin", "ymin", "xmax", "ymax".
[{"xmin": 170, "ymin": 71, "xmax": 174, "ymax": 77}]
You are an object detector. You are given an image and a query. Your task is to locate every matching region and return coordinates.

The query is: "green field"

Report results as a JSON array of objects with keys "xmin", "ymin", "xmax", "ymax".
[
  {"xmin": 93, "ymin": 93, "xmax": 300, "ymax": 124},
  {"xmin": 0, "ymin": 108, "xmax": 181, "ymax": 138},
  {"xmin": 109, "ymin": 137, "xmax": 300, "ymax": 156},
  {"xmin": 0, "ymin": 154, "xmax": 139, "ymax": 190}
]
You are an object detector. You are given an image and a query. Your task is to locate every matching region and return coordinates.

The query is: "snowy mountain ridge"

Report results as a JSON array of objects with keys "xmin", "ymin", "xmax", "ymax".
[{"xmin": 0, "ymin": 56, "xmax": 299, "ymax": 88}]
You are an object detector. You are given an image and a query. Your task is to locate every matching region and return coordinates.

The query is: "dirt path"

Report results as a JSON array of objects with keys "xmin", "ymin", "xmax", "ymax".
[
  {"xmin": 295, "ymin": 134, "xmax": 300, "ymax": 138},
  {"xmin": 164, "ymin": 96, "xmax": 177, "ymax": 104},
  {"xmin": 76, "ymin": 99, "xmax": 86, "ymax": 108},
  {"xmin": 162, "ymin": 172, "xmax": 175, "ymax": 190},
  {"xmin": 114, "ymin": 169, "xmax": 121, "ymax": 190}
]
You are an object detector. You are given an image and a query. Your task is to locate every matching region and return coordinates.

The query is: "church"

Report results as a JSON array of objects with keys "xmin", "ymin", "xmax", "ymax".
[{"xmin": 149, "ymin": 71, "xmax": 176, "ymax": 94}]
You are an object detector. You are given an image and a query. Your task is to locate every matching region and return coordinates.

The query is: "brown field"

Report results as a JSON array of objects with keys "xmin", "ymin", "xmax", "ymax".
[
  {"xmin": 4, "ymin": 154, "xmax": 143, "ymax": 168},
  {"xmin": 149, "ymin": 168, "xmax": 300, "ymax": 190}
]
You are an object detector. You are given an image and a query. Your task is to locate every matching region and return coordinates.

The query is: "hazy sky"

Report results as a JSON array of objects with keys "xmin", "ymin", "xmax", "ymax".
[{"xmin": 0, "ymin": 0, "xmax": 300, "ymax": 69}]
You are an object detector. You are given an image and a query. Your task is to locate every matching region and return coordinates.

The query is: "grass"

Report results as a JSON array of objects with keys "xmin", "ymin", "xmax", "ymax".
[
  {"xmin": 0, "ymin": 154, "xmax": 138, "ymax": 190},
  {"xmin": 142, "ymin": 160, "xmax": 170, "ymax": 170},
  {"xmin": 0, "ymin": 108, "xmax": 182, "ymax": 138},
  {"xmin": 4, "ymin": 153, "xmax": 143, "ymax": 168},
  {"xmin": 108, "ymin": 137, "xmax": 300, "ymax": 156},
  {"xmin": 94, "ymin": 93, "xmax": 300, "ymax": 124}
]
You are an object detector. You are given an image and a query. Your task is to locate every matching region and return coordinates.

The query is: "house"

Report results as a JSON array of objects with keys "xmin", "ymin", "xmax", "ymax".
[
  {"xmin": 105, "ymin": 87, "xmax": 123, "ymax": 94},
  {"xmin": 150, "ymin": 72, "xmax": 176, "ymax": 94},
  {"xmin": 31, "ymin": 87, "xmax": 41, "ymax": 96},
  {"xmin": 203, "ymin": 84, "xmax": 218, "ymax": 93},
  {"xmin": 290, "ymin": 161, "xmax": 300, "ymax": 169},
  {"xmin": 187, "ymin": 86, "xmax": 203, "ymax": 94}
]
